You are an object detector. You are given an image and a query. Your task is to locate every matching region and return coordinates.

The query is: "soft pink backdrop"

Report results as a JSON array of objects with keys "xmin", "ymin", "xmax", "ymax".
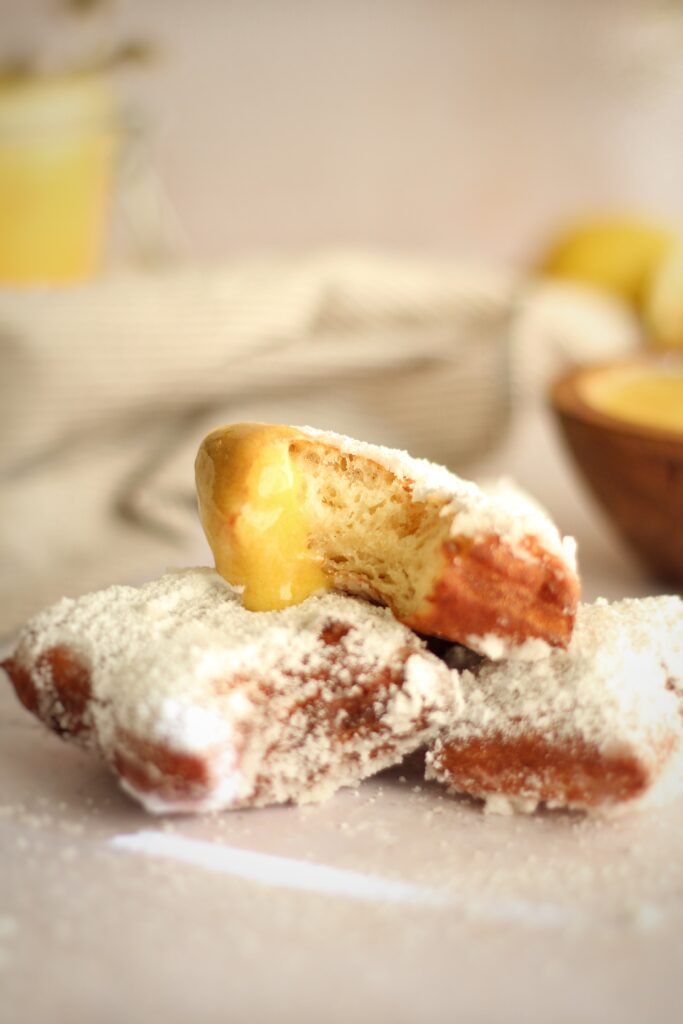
[{"xmin": 3, "ymin": 0, "xmax": 683, "ymax": 263}]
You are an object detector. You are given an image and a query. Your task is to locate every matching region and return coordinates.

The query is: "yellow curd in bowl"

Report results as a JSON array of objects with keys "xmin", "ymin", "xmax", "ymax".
[{"xmin": 579, "ymin": 366, "xmax": 683, "ymax": 434}]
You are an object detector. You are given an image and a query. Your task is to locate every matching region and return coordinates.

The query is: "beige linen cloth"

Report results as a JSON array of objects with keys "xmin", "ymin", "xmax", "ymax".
[{"xmin": 0, "ymin": 252, "xmax": 639, "ymax": 636}]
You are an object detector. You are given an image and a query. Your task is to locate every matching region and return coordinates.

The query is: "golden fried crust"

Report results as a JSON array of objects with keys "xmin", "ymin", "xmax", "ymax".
[
  {"xmin": 429, "ymin": 732, "xmax": 671, "ymax": 809},
  {"xmin": 411, "ymin": 534, "xmax": 580, "ymax": 649},
  {"xmin": 113, "ymin": 731, "xmax": 216, "ymax": 806},
  {"xmin": 3, "ymin": 656, "xmax": 39, "ymax": 717},
  {"xmin": 3, "ymin": 646, "xmax": 92, "ymax": 740},
  {"xmin": 425, "ymin": 596, "xmax": 683, "ymax": 812},
  {"xmin": 3, "ymin": 648, "xmax": 231, "ymax": 806},
  {"xmin": 2, "ymin": 582, "xmax": 455, "ymax": 814}
]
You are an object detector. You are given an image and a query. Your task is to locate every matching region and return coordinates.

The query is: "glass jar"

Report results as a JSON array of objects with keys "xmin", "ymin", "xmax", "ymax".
[{"xmin": 0, "ymin": 71, "xmax": 119, "ymax": 282}]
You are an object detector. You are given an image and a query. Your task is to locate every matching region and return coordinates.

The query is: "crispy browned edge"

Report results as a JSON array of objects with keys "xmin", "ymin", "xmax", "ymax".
[
  {"xmin": 290, "ymin": 437, "xmax": 579, "ymax": 650},
  {"xmin": 2, "ymin": 624, "xmax": 431, "ymax": 810},
  {"xmin": 430, "ymin": 730, "xmax": 675, "ymax": 809},
  {"xmin": 411, "ymin": 534, "xmax": 579, "ymax": 649}
]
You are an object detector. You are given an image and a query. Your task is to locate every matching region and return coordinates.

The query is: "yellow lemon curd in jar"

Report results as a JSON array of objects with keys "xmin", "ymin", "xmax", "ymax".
[
  {"xmin": 0, "ymin": 72, "xmax": 118, "ymax": 283},
  {"xmin": 580, "ymin": 366, "xmax": 683, "ymax": 433}
]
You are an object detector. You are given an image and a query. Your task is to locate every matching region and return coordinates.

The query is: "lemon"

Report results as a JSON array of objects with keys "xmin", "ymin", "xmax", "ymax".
[
  {"xmin": 540, "ymin": 218, "xmax": 674, "ymax": 306},
  {"xmin": 643, "ymin": 242, "xmax": 683, "ymax": 348}
]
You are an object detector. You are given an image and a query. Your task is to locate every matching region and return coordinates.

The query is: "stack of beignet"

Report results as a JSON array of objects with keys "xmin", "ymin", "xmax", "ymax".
[{"xmin": 4, "ymin": 423, "xmax": 683, "ymax": 817}]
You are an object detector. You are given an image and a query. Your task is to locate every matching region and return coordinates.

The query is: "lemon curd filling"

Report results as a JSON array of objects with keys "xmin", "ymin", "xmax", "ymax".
[
  {"xmin": 234, "ymin": 444, "xmax": 329, "ymax": 611},
  {"xmin": 581, "ymin": 368, "xmax": 683, "ymax": 433},
  {"xmin": 196, "ymin": 424, "xmax": 330, "ymax": 613}
]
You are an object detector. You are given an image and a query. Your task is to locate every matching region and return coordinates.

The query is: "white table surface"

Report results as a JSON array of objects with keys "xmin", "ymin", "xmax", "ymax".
[{"xmin": 2, "ymin": 404, "xmax": 682, "ymax": 1024}]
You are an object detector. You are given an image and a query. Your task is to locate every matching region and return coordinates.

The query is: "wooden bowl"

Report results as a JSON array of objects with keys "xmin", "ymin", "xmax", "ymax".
[{"xmin": 550, "ymin": 357, "xmax": 683, "ymax": 582}]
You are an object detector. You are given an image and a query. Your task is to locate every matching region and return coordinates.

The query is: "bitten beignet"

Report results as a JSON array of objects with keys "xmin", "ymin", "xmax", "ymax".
[
  {"xmin": 195, "ymin": 423, "xmax": 580, "ymax": 658},
  {"xmin": 426, "ymin": 597, "xmax": 683, "ymax": 814},
  {"xmin": 2, "ymin": 569, "xmax": 458, "ymax": 814}
]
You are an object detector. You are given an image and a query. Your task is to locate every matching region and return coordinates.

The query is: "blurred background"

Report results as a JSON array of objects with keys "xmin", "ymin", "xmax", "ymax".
[
  {"xmin": 2, "ymin": 0, "xmax": 683, "ymax": 632},
  {"xmin": 5, "ymin": 0, "xmax": 683, "ymax": 262}
]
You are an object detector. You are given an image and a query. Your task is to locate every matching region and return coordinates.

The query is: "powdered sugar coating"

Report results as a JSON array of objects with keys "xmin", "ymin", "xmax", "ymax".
[
  {"xmin": 427, "ymin": 596, "xmax": 683, "ymax": 813},
  {"xmin": 6, "ymin": 569, "xmax": 458, "ymax": 814},
  {"xmin": 463, "ymin": 634, "xmax": 554, "ymax": 663},
  {"xmin": 297, "ymin": 426, "xmax": 576, "ymax": 567}
]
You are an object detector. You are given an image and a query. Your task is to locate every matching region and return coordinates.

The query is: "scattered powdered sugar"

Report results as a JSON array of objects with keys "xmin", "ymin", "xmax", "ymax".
[
  {"xmin": 598, "ymin": 595, "xmax": 683, "ymax": 703},
  {"xmin": 9, "ymin": 568, "xmax": 458, "ymax": 814},
  {"xmin": 453, "ymin": 598, "xmax": 682, "ymax": 749},
  {"xmin": 428, "ymin": 596, "xmax": 683, "ymax": 813},
  {"xmin": 297, "ymin": 424, "xmax": 469, "ymax": 498},
  {"xmin": 383, "ymin": 655, "xmax": 459, "ymax": 734},
  {"xmin": 297, "ymin": 425, "xmax": 575, "ymax": 565},
  {"xmin": 464, "ymin": 633, "xmax": 553, "ymax": 663},
  {"xmin": 483, "ymin": 794, "xmax": 540, "ymax": 816}
]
